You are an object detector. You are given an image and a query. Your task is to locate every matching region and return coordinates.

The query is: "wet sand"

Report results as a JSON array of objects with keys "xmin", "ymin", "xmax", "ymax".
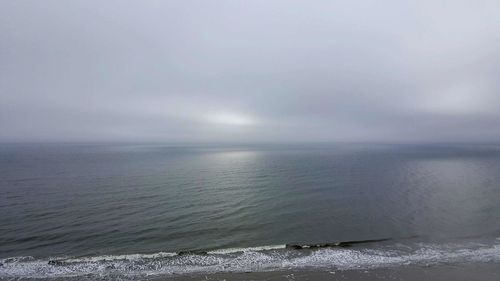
[{"xmin": 156, "ymin": 262, "xmax": 500, "ymax": 281}]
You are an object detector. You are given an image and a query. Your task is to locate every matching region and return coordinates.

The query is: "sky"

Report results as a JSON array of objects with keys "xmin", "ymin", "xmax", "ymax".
[{"xmin": 1, "ymin": 0, "xmax": 500, "ymax": 143}]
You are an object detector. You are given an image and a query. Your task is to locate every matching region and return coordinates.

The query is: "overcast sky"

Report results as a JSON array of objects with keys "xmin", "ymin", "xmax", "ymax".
[{"xmin": 1, "ymin": 1, "xmax": 500, "ymax": 143}]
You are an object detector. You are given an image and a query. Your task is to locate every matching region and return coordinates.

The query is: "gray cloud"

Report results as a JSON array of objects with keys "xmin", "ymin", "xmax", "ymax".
[{"xmin": 1, "ymin": 0, "xmax": 500, "ymax": 143}]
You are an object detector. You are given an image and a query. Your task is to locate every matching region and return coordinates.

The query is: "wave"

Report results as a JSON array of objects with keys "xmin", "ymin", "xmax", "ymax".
[
  {"xmin": 285, "ymin": 238, "xmax": 391, "ymax": 249},
  {"xmin": 207, "ymin": 244, "xmax": 287, "ymax": 255},
  {"xmin": 1, "ymin": 238, "xmax": 499, "ymax": 279}
]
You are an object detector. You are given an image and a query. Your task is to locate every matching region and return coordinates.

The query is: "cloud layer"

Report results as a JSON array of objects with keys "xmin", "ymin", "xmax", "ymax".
[{"xmin": 1, "ymin": 0, "xmax": 500, "ymax": 143}]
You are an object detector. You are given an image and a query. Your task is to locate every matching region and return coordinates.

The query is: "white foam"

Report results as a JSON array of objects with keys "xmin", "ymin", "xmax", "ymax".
[
  {"xmin": 1, "ymin": 241, "xmax": 499, "ymax": 279},
  {"xmin": 61, "ymin": 251, "xmax": 178, "ymax": 263},
  {"xmin": 284, "ymin": 243, "xmax": 500, "ymax": 270}
]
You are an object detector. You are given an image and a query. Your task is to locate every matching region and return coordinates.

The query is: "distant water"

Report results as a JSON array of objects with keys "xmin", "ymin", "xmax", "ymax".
[{"xmin": 1, "ymin": 143, "xmax": 500, "ymax": 279}]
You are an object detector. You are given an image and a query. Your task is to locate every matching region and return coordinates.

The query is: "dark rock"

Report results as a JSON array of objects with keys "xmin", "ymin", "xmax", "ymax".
[
  {"xmin": 48, "ymin": 260, "xmax": 64, "ymax": 266},
  {"xmin": 285, "ymin": 244, "xmax": 303, "ymax": 250},
  {"xmin": 177, "ymin": 250, "xmax": 208, "ymax": 256},
  {"xmin": 285, "ymin": 238, "xmax": 390, "ymax": 250}
]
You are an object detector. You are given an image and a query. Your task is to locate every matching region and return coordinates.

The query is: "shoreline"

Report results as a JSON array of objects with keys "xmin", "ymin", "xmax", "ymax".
[
  {"xmin": 1, "ymin": 239, "xmax": 499, "ymax": 280},
  {"xmin": 154, "ymin": 262, "xmax": 500, "ymax": 281},
  {"xmin": 3, "ymin": 262, "xmax": 499, "ymax": 280}
]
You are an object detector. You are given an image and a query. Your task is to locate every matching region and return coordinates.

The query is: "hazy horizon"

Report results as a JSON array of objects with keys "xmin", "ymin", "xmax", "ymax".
[
  {"xmin": 2, "ymin": 1, "xmax": 500, "ymax": 143},
  {"xmin": 2, "ymin": 2, "xmax": 500, "ymax": 277}
]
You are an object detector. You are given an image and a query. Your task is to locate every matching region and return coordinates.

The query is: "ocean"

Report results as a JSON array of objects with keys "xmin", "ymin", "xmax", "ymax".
[{"xmin": 1, "ymin": 143, "xmax": 499, "ymax": 279}]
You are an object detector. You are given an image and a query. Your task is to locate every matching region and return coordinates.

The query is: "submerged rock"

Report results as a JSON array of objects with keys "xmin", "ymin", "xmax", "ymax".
[
  {"xmin": 48, "ymin": 260, "xmax": 64, "ymax": 266},
  {"xmin": 177, "ymin": 250, "xmax": 208, "ymax": 256},
  {"xmin": 286, "ymin": 238, "xmax": 390, "ymax": 250}
]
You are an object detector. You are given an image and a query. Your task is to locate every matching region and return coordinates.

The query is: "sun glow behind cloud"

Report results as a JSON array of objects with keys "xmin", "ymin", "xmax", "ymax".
[{"xmin": 206, "ymin": 112, "xmax": 256, "ymax": 126}]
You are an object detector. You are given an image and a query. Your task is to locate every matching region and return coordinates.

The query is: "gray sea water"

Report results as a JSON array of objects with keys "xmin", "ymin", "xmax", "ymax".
[{"xmin": 1, "ymin": 143, "xmax": 500, "ymax": 279}]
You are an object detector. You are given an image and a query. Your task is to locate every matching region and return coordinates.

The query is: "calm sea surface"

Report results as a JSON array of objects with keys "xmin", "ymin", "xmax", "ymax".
[{"xmin": 1, "ymin": 143, "xmax": 500, "ymax": 279}]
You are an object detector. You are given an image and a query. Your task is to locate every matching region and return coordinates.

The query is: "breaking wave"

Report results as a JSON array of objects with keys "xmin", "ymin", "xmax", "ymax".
[{"xmin": 1, "ymin": 239, "xmax": 499, "ymax": 279}]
